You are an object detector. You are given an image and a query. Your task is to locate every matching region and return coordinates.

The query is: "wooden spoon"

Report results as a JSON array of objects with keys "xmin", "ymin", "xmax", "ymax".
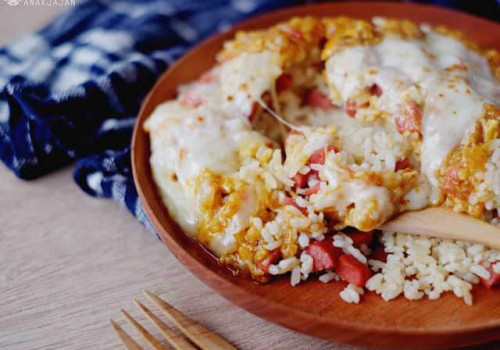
[{"xmin": 381, "ymin": 207, "xmax": 500, "ymax": 250}]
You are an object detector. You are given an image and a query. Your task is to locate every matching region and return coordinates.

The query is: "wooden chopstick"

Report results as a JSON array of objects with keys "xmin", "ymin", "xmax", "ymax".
[
  {"xmin": 120, "ymin": 309, "xmax": 168, "ymax": 350},
  {"xmin": 134, "ymin": 299, "xmax": 197, "ymax": 350},
  {"xmin": 110, "ymin": 318, "xmax": 144, "ymax": 350}
]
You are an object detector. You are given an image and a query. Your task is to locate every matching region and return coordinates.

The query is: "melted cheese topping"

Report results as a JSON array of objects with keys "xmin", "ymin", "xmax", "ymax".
[
  {"xmin": 421, "ymin": 77, "xmax": 485, "ymax": 201},
  {"xmin": 144, "ymin": 102, "xmax": 268, "ymax": 241},
  {"xmin": 325, "ymin": 31, "xmax": 496, "ymax": 200},
  {"xmin": 220, "ymin": 52, "xmax": 282, "ymax": 118}
]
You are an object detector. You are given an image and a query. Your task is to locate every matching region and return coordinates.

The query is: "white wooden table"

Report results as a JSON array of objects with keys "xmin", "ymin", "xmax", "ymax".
[{"xmin": 0, "ymin": 3, "xmax": 497, "ymax": 350}]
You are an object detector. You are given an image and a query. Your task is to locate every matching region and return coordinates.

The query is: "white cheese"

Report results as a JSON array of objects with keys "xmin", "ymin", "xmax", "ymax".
[
  {"xmin": 420, "ymin": 77, "xmax": 484, "ymax": 201},
  {"xmin": 325, "ymin": 32, "xmax": 495, "ymax": 200},
  {"xmin": 220, "ymin": 51, "xmax": 282, "ymax": 119},
  {"xmin": 144, "ymin": 101, "xmax": 267, "ymax": 239}
]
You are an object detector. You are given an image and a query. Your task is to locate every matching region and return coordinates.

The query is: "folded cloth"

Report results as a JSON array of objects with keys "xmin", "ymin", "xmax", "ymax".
[{"xmin": 0, "ymin": 0, "xmax": 301, "ymax": 235}]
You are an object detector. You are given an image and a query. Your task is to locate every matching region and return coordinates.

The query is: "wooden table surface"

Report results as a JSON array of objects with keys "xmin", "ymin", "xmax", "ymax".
[{"xmin": 0, "ymin": 3, "xmax": 497, "ymax": 350}]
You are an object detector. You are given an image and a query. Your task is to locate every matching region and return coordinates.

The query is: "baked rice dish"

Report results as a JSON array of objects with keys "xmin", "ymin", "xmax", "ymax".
[{"xmin": 144, "ymin": 16, "xmax": 500, "ymax": 304}]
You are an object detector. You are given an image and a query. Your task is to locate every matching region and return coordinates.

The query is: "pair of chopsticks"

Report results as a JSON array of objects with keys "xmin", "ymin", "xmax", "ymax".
[{"xmin": 111, "ymin": 290, "xmax": 236, "ymax": 350}]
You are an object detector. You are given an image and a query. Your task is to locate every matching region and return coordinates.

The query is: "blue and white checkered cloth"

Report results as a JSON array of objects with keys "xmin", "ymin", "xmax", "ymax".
[
  {"xmin": 0, "ymin": 0, "xmax": 492, "ymax": 235},
  {"xmin": 0, "ymin": 0, "xmax": 301, "ymax": 234}
]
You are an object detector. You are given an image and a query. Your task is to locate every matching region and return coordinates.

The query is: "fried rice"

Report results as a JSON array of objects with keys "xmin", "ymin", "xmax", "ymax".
[{"xmin": 144, "ymin": 16, "xmax": 500, "ymax": 304}]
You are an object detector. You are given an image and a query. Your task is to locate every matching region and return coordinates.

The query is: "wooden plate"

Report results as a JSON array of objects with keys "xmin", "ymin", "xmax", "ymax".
[{"xmin": 132, "ymin": 3, "xmax": 500, "ymax": 348}]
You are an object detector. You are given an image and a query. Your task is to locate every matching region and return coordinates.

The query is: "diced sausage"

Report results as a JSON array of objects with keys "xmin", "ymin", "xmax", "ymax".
[
  {"xmin": 257, "ymin": 248, "xmax": 282, "ymax": 273},
  {"xmin": 324, "ymin": 211, "xmax": 338, "ymax": 222},
  {"xmin": 305, "ymin": 184, "xmax": 320, "ymax": 197},
  {"xmin": 308, "ymin": 145, "xmax": 339, "ymax": 165},
  {"xmin": 283, "ymin": 197, "xmax": 307, "ymax": 215},
  {"xmin": 345, "ymin": 99, "xmax": 357, "ymax": 117},
  {"xmin": 305, "ymin": 89, "xmax": 333, "ymax": 110},
  {"xmin": 248, "ymin": 102, "xmax": 259, "ymax": 122},
  {"xmin": 369, "ymin": 84, "xmax": 383, "ymax": 97},
  {"xmin": 276, "ymin": 73, "xmax": 293, "ymax": 93},
  {"xmin": 293, "ymin": 169, "xmax": 321, "ymax": 191},
  {"xmin": 369, "ymin": 244, "xmax": 388, "ymax": 263},
  {"xmin": 307, "ymin": 170, "xmax": 320, "ymax": 185},
  {"xmin": 395, "ymin": 157, "xmax": 411, "ymax": 171},
  {"xmin": 336, "ymin": 254, "xmax": 372, "ymax": 287},
  {"xmin": 346, "ymin": 230, "xmax": 374, "ymax": 247},
  {"xmin": 292, "ymin": 173, "xmax": 308, "ymax": 189},
  {"xmin": 480, "ymin": 263, "xmax": 500, "ymax": 289},
  {"xmin": 305, "ymin": 237, "xmax": 343, "ymax": 272}
]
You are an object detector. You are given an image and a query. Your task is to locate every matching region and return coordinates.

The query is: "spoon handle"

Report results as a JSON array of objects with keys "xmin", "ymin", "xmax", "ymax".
[{"xmin": 380, "ymin": 207, "xmax": 500, "ymax": 250}]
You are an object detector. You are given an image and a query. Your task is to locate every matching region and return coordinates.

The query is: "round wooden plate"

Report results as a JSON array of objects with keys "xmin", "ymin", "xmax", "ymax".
[{"xmin": 132, "ymin": 3, "xmax": 500, "ymax": 348}]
